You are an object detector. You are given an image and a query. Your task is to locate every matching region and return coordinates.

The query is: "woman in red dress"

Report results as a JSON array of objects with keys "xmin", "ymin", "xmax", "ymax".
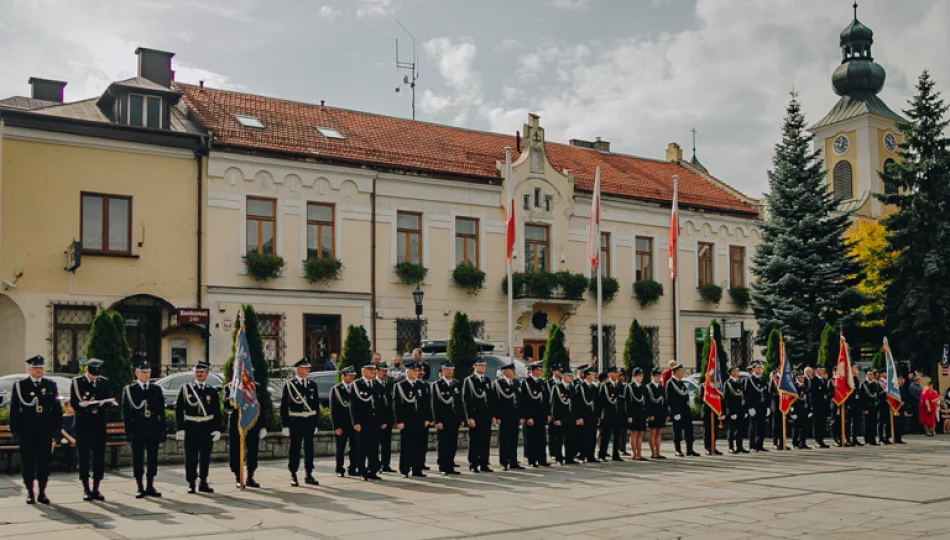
[{"xmin": 918, "ymin": 381, "xmax": 940, "ymax": 436}]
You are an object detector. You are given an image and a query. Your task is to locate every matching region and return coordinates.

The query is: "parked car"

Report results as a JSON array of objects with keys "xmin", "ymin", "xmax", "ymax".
[
  {"xmin": 398, "ymin": 353, "xmax": 528, "ymax": 383},
  {"xmin": 0, "ymin": 373, "xmax": 74, "ymax": 409},
  {"xmin": 307, "ymin": 371, "xmax": 337, "ymax": 408},
  {"xmin": 156, "ymin": 371, "xmax": 225, "ymax": 409}
]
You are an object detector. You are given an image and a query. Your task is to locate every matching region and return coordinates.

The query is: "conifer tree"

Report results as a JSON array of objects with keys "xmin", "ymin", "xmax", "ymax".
[
  {"xmin": 698, "ymin": 320, "xmax": 729, "ymax": 380},
  {"xmin": 816, "ymin": 324, "xmax": 839, "ymax": 372},
  {"xmin": 223, "ymin": 305, "xmax": 273, "ymax": 428},
  {"xmin": 764, "ymin": 328, "xmax": 781, "ymax": 375},
  {"xmin": 338, "ymin": 325, "xmax": 371, "ymax": 382},
  {"xmin": 86, "ymin": 309, "xmax": 132, "ymax": 402},
  {"xmin": 447, "ymin": 312, "xmax": 478, "ymax": 380},
  {"xmin": 752, "ymin": 92, "xmax": 866, "ymax": 366},
  {"xmin": 877, "ymin": 71, "xmax": 950, "ymax": 376},
  {"xmin": 622, "ymin": 319, "xmax": 653, "ymax": 375},
  {"xmin": 542, "ymin": 324, "xmax": 570, "ymax": 379}
]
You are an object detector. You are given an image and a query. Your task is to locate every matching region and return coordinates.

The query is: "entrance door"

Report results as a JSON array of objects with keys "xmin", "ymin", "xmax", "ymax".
[
  {"xmin": 119, "ymin": 308, "xmax": 162, "ymax": 376},
  {"xmin": 522, "ymin": 340, "xmax": 547, "ymax": 362},
  {"xmin": 305, "ymin": 315, "xmax": 341, "ymax": 369}
]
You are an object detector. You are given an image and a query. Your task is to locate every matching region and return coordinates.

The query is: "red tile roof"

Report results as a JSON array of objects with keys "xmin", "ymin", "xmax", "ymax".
[{"xmin": 177, "ymin": 84, "xmax": 758, "ymax": 216}]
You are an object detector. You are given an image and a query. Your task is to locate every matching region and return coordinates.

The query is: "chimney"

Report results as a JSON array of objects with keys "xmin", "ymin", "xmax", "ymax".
[
  {"xmin": 569, "ymin": 138, "xmax": 595, "ymax": 149},
  {"xmin": 666, "ymin": 142, "xmax": 683, "ymax": 163},
  {"xmin": 28, "ymin": 77, "xmax": 66, "ymax": 103},
  {"xmin": 135, "ymin": 47, "xmax": 175, "ymax": 87},
  {"xmin": 593, "ymin": 137, "xmax": 610, "ymax": 152}
]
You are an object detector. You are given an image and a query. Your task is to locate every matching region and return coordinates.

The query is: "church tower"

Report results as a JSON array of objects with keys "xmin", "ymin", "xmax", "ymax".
[{"xmin": 809, "ymin": 2, "xmax": 903, "ymax": 219}]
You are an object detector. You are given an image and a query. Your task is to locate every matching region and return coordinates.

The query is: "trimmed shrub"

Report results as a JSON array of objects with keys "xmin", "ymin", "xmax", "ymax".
[{"xmin": 633, "ymin": 279, "xmax": 664, "ymax": 307}]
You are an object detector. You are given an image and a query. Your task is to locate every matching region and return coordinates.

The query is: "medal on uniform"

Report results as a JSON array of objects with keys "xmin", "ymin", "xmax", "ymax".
[
  {"xmin": 36, "ymin": 405, "xmax": 43, "ymax": 413},
  {"xmin": 145, "ymin": 409, "xmax": 151, "ymax": 418}
]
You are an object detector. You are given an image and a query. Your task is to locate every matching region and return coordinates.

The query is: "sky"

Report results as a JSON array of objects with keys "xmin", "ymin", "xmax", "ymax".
[{"xmin": 1, "ymin": 0, "xmax": 948, "ymax": 197}]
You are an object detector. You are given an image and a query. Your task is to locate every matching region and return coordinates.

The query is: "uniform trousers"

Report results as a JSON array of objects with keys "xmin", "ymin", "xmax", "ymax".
[
  {"xmin": 229, "ymin": 425, "xmax": 260, "ymax": 475},
  {"xmin": 378, "ymin": 426, "xmax": 393, "ymax": 469},
  {"xmin": 748, "ymin": 405, "xmax": 767, "ymax": 450},
  {"xmin": 355, "ymin": 425, "xmax": 380, "ymax": 477},
  {"xmin": 598, "ymin": 419, "xmax": 623, "ymax": 459},
  {"xmin": 555, "ymin": 421, "xmax": 575, "ymax": 462},
  {"xmin": 497, "ymin": 419, "xmax": 519, "ymax": 466},
  {"xmin": 19, "ymin": 431, "xmax": 53, "ymax": 487},
  {"xmin": 728, "ymin": 414, "xmax": 747, "ymax": 450},
  {"xmin": 847, "ymin": 405, "xmax": 864, "ymax": 443},
  {"xmin": 131, "ymin": 436, "xmax": 161, "ymax": 479},
  {"xmin": 812, "ymin": 411, "xmax": 829, "ymax": 444},
  {"xmin": 468, "ymin": 420, "xmax": 491, "ymax": 467},
  {"xmin": 523, "ymin": 421, "xmax": 547, "ymax": 465},
  {"xmin": 398, "ymin": 425, "xmax": 425, "ymax": 475},
  {"xmin": 703, "ymin": 410, "xmax": 721, "ymax": 450},
  {"xmin": 77, "ymin": 425, "xmax": 107, "ymax": 482},
  {"xmin": 436, "ymin": 424, "xmax": 459, "ymax": 472},
  {"xmin": 333, "ymin": 426, "xmax": 356, "ymax": 474},
  {"xmin": 289, "ymin": 423, "xmax": 316, "ymax": 474},
  {"xmin": 184, "ymin": 425, "xmax": 213, "ymax": 484},
  {"xmin": 863, "ymin": 407, "xmax": 878, "ymax": 444},
  {"xmin": 671, "ymin": 413, "xmax": 694, "ymax": 452}
]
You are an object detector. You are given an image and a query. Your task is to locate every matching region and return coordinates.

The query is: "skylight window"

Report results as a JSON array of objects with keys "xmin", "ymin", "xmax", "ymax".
[
  {"xmin": 315, "ymin": 126, "xmax": 345, "ymax": 140},
  {"xmin": 235, "ymin": 115, "xmax": 264, "ymax": 129}
]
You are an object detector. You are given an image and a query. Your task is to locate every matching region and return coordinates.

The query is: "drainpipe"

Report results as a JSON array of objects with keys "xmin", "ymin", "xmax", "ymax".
[
  {"xmin": 370, "ymin": 172, "xmax": 379, "ymax": 351},
  {"xmin": 196, "ymin": 136, "xmax": 209, "ymax": 363}
]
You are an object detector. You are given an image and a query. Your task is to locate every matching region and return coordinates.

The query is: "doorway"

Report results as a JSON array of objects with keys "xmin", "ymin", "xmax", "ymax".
[
  {"xmin": 305, "ymin": 314, "xmax": 341, "ymax": 369},
  {"xmin": 523, "ymin": 340, "xmax": 547, "ymax": 362},
  {"xmin": 118, "ymin": 307, "xmax": 162, "ymax": 376}
]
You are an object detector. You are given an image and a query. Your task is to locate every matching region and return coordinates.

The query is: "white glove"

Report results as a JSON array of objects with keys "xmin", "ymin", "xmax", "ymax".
[
  {"xmin": 730, "ymin": 414, "xmax": 737, "ymax": 420},
  {"xmin": 259, "ymin": 428, "xmax": 267, "ymax": 439},
  {"xmin": 790, "ymin": 415, "xmax": 797, "ymax": 420},
  {"xmin": 673, "ymin": 414, "xmax": 681, "ymax": 421},
  {"xmin": 766, "ymin": 408, "xmax": 772, "ymax": 418},
  {"xmin": 313, "ymin": 427, "xmax": 319, "ymax": 435},
  {"xmin": 175, "ymin": 430, "xmax": 185, "ymax": 441},
  {"xmin": 808, "ymin": 413, "xmax": 813, "ymax": 418},
  {"xmin": 282, "ymin": 427, "xmax": 290, "ymax": 437},
  {"xmin": 748, "ymin": 408, "xmax": 756, "ymax": 418},
  {"xmin": 212, "ymin": 431, "xmax": 221, "ymax": 442}
]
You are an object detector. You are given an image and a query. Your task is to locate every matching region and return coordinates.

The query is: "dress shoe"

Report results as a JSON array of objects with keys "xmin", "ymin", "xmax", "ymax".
[
  {"xmin": 739, "ymin": 449, "xmax": 750, "ymax": 454},
  {"xmin": 510, "ymin": 464, "xmax": 525, "ymax": 470},
  {"xmin": 366, "ymin": 474, "xmax": 382, "ymax": 481},
  {"xmin": 687, "ymin": 450, "xmax": 701, "ymax": 457},
  {"xmin": 853, "ymin": 441, "xmax": 865, "ymax": 447},
  {"xmin": 620, "ymin": 450, "xmax": 631, "ymax": 456},
  {"xmin": 401, "ymin": 474, "xmax": 409, "ymax": 478},
  {"xmin": 440, "ymin": 470, "xmax": 461, "ymax": 476},
  {"xmin": 896, "ymin": 440, "xmax": 907, "ymax": 445},
  {"xmin": 198, "ymin": 481, "xmax": 214, "ymax": 494},
  {"xmin": 144, "ymin": 486, "xmax": 162, "ymax": 498},
  {"xmin": 83, "ymin": 490, "xmax": 93, "ymax": 502},
  {"xmin": 335, "ymin": 469, "xmax": 345, "ymax": 478},
  {"xmin": 481, "ymin": 466, "xmax": 494, "ymax": 473},
  {"xmin": 421, "ymin": 465, "xmax": 431, "ymax": 470},
  {"xmin": 26, "ymin": 491, "xmax": 35, "ymax": 505},
  {"xmin": 564, "ymin": 460, "xmax": 579, "ymax": 465},
  {"xmin": 714, "ymin": 450, "xmax": 723, "ymax": 456},
  {"xmin": 187, "ymin": 483, "xmax": 197, "ymax": 494},
  {"xmin": 411, "ymin": 472, "xmax": 427, "ymax": 478},
  {"xmin": 291, "ymin": 474, "xmax": 300, "ymax": 487},
  {"xmin": 797, "ymin": 445, "xmax": 812, "ymax": 450},
  {"xmin": 245, "ymin": 478, "xmax": 260, "ymax": 488},
  {"xmin": 136, "ymin": 489, "xmax": 147, "ymax": 499},
  {"xmin": 705, "ymin": 450, "xmax": 714, "ymax": 456},
  {"xmin": 611, "ymin": 456, "xmax": 624, "ymax": 462},
  {"xmin": 305, "ymin": 475, "xmax": 319, "ymax": 486},
  {"xmin": 469, "ymin": 465, "xmax": 480, "ymax": 473},
  {"xmin": 381, "ymin": 466, "xmax": 397, "ymax": 473},
  {"xmin": 818, "ymin": 443, "xmax": 830, "ymax": 449},
  {"xmin": 347, "ymin": 468, "xmax": 358, "ymax": 476},
  {"xmin": 728, "ymin": 449, "xmax": 738, "ymax": 454},
  {"xmin": 674, "ymin": 451, "xmax": 685, "ymax": 457},
  {"xmin": 539, "ymin": 461, "xmax": 552, "ymax": 467},
  {"xmin": 37, "ymin": 493, "xmax": 50, "ymax": 505}
]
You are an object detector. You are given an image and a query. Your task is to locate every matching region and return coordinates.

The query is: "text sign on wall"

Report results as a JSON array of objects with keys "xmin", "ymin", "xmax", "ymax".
[{"xmin": 177, "ymin": 308, "xmax": 210, "ymax": 325}]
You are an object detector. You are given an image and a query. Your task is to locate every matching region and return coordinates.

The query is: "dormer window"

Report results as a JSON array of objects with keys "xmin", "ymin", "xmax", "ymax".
[
  {"xmin": 236, "ymin": 115, "xmax": 264, "ymax": 129},
  {"xmin": 315, "ymin": 126, "xmax": 345, "ymax": 140},
  {"xmin": 129, "ymin": 94, "xmax": 162, "ymax": 128}
]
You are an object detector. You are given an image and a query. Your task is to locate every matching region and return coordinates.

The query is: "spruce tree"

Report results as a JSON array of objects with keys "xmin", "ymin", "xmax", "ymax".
[
  {"xmin": 698, "ymin": 320, "xmax": 729, "ymax": 380},
  {"xmin": 752, "ymin": 92, "xmax": 866, "ymax": 366},
  {"xmin": 622, "ymin": 319, "xmax": 653, "ymax": 375},
  {"xmin": 870, "ymin": 350, "xmax": 885, "ymax": 372},
  {"xmin": 223, "ymin": 305, "xmax": 273, "ymax": 428},
  {"xmin": 764, "ymin": 328, "xmax": 781, "ymax": 375},
  {"xmin": 338, "ymin": 325, "xmax": 371, "ymax": 382},
  {"xmin": 816, "ymin": 324, "xmax": 838, "ymax": 372},
  {"xmin": 542, "ymin": 324, "xmax": 570, "ymax": 379},
  {"xmin": 447, "ymin": 312, "xmax": 478, "ymax": 380},
  {"xmin": 877, "ymin": 71, "xmax": 950, "ymax": 377},
  {"xmin": 85, "ymin": 309, "xmax": 132, "ymax": 402}
]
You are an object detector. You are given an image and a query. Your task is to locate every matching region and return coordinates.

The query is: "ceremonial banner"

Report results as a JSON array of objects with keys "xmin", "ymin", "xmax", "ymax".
[
  {"xmin": 883, "ymin": 337, "xmax": 903, "ymax": 413},
  {"xmin": 668, "ymin": 176, "xmax": 679, "ymax": 279},
  {"xmin": 832, "ymin": 335, "xmax": 855, "ymax": 406},
  {"xmin": 702, "ymin": 331, "xmax": 723, "ymax": 415},
  {"xmin": 777, "ymin": 338, "xmax": 798, "ymax": 415},
  {"xmin": 230, "ymin": 326, "xmax": 261, "ymax": 436}
]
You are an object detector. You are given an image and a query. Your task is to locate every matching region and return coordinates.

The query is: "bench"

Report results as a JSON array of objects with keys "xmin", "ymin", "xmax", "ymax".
[
  {"xmin": 106, "ymin": 422, "xmax": 129, "ymax": 470},
  {"xmin": 0, "ymin": 426, "xmax": 15, "ymax": 474}
]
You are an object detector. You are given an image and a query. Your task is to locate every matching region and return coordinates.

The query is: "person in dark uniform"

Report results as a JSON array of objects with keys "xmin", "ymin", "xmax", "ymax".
[
  {"xmin": 394, "ymin": 361, "xmax": 430, "ymax": 477},
  {"xmin": 876, "ymin": 371, "xmax": 892, "ymax": 444},
  {"xmin": 10, "ymin": 355, "xmax": 63, "ymax": 505},
  {"xmin": 550, "ymin": 371, "xmax": 578, "ymax": 465},
  {"xmin": 860, "ymin": 369, "xmax": 880, "ymax": 446},
  {"xmin": 646, "ymin": 368, "xmax": 667, "ymax": 459},
  {"xmin": 71, "ymin": 358, "xmax": 116, "ymax": 501},
  {"xmin": 547, "ymin": 366, "xmax": 562, "ymax": 389},
  {"xmin": 698, "ymin": 382, "xmax": 723, "ymax": 456},
  {"xmin": 744, "ymin": 361, "xmax": 769, "ymax": 452},
  {"xmin": 225, "ymin": 380, "xmax": 266, "ymax": 488},
  {"xmin": 791, "ymin": 371, "xmax": 811, "ymax": 449},
  {"xmin": 329, "ymin": 366, "xmax": 357, "ymax": 478},
  {"xmin": 624, "ymin": 367, "xmax": 648, "ymax": 461},
  {"xmin": 769, "ymin": 371, "xmax": 787, "ymax": 450},
  {"xmin": 575, "ymin": 368, "xmax": 598, "ymax": 462},
  {"xmin": 463, "ymin": 358, "xmax": 493, "ymax": 472},
  {"xmin": 412, "ymin": 362, "xmax": 433, "ymax": 471},
  {"xmin": 597, "ymin": 367, "xmax": 625, "ymax": 462},
  {"xmin": 723, "ymin": 366, "xmax": 748, "ymax": 454},
  {"xmin": 492, "ymin": 363, "xmax": 523, "ymax": 470},
  {"xmin": 667, "ymin": 364, "xmax": 699, "ymax": 457},
  {"xmin": 893, "ymin": 373, "xmax": 907, "ymax": 444},
  {"xmin": 175, "ymin": 361, "xmax": 222, "ymax": 494},
  {"xmin": 573, "ymin": 365, "xmax": 587, "ymax": 391},
  {"xmin": 281, "ymin": 358, "xmax": 321, "ymax": 486},
  {"xmin": 431, "ymin": 361, "xmax": 463, "ymax": 475},
  {"xmin": 122, "ymin": 358, "xmax": 165, "ymax": 498},
  {"xmin": 846, "ymin": 365, "xmax": 864, "ymax": 446},
  {"xmin": 374, "ymin": 363, "xmax": 396, "ymax": 473},
  {"xmin": 350, "ymin": 363, "xmax": 383, "ymax": 481},
  {"xmin": 520, "ymin": 362, "xmax": 550, "ymax": 467},
  {"xmin": 809, "ymin": 367, "xmax": 831, "ymax": 448}
]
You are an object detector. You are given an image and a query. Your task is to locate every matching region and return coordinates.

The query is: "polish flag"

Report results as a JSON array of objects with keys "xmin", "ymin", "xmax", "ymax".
[
  {"xmin": 833, "ymin": 335, "xmax": 855, "ymax": 406},
  {"xmin": 505, "ymin": 151, "xmax": 515, "ymax": 263},
  {"xmin": 668, "ymin": 175, "xmax": 679, "ymax": 279},
  {"xmin": 587, "ymin": 167, "xmax": 601, "ymax": 273}
]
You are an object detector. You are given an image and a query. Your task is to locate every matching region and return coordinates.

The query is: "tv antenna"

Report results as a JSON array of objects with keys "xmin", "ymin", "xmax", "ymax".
[{"xmin": 394, "ymin": 20, "xmax": 419, "ymax": 120}]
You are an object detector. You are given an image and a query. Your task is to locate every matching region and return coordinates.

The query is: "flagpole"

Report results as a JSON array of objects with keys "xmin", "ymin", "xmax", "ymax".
[
  {"xmin": 239, "ymin": 431, "xmax": 246, "ymax": 490},
  {"xmin": 841, "ymin": 406, "xmax": 846, "ymax": 448},
  {"xmin": 890, "ymin": 406, "xmax": 895, "ymax": 443},
  {"xmin": 671, "ymin": 175, "xmax": 681, "ymax": 365},
  {"xmin": 710, "ymin": 409, "xmax": 716, "ymax": 455},
  {"xmin": 505, "ymin": 148, "xmax": 514, "ymax": 362},
  {"xmin": 781, "ymin": 412, "xmax": 787, "ymax": 451},
  {"xmin": 592, "ymin": 167, "xmax": 603, "ymax": 372}
]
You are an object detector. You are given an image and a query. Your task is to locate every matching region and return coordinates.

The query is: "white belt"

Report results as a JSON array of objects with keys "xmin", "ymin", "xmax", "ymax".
[
  {"xmin": 184, "ymin": 414, "xmax": 214, "ymax": 423},
  {"xmin": 289, "ymin": 411, "xmax": 317, "ymax": 418}
]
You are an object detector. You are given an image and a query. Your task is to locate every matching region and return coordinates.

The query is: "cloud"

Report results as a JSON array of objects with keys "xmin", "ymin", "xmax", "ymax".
[
  {"xmin": 545, "ymin": 0, "xmax": 593, "ymax": 11},
  {"xmin": 355, "ymin": 0, "xmax": 394, "ymax": 18},
  {"xmin": 318, "ymin": 5, "xmax": 340, "ymax": 21},
  {"xmin": 419, "ymin": 37, "xmax": 483, "ymax": 121}
]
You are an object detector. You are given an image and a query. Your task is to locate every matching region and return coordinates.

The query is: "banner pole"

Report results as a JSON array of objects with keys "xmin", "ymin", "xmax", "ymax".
[
  {"xmin": 710, "ymin": 408, "xmax": 716, "ymax": 455},
  {"xmin": 890, "ymin": 407, "xmax": 895, "ymax": 443},
  {"xmin": 841, "ymin": 406, "xmax": 846, "ymax": 447},
  {"xmin": 781, "ymin": 411, "xmax": 787, "ymax": 451},
  {"xmin": 239, "ymin": 431, "xmax": 246, "ymax": 490}
]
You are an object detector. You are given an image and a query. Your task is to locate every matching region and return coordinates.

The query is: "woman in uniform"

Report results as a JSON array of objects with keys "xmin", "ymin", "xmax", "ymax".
[{"xmin": 625, "ymin": 367, "xmax": 648, "ymax": 461}]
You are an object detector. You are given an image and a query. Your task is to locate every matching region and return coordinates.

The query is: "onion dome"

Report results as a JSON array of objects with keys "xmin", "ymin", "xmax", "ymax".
[{"xmin": 833, "ymin": 2, "xmax": 885, "ymax": 97}]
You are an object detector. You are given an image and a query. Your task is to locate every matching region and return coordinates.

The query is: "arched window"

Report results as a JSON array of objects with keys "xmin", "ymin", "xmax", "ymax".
[
  {"xmin": 883, "ymin": 158, "xmax": 898, "ymax": 195},
  {"xmin": 833, "ymin": 161, "xmax": 853, "ymax": 201}
]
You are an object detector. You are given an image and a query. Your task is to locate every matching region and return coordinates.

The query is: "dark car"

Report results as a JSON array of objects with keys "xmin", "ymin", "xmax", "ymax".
[
  {"xmin": 0, "ymin": 373, "xmax": 73, "ymax": 409},
  {"xmin": 307, "ymin": 371, "xmax": 337, "ymax": 408},
  {"xmin": 155, "ymin": 371, "xmax": 225, "ymax": 409}
]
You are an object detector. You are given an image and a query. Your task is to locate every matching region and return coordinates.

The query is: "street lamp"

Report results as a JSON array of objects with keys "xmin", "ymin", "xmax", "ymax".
[{"xmin": 412, "ymin": 285, "xmax": 424, "ymax": 348}]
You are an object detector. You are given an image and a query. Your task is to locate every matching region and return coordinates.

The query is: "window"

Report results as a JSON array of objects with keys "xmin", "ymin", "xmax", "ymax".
[
  {"xmin": 729, "ymin": 246, "xmax": 746, "ymax": 288},
  {"xmin": 81, "ymin": 193, "xmax": 132, "ymax": 255},
  {"xmin": 53, "ymin": 305, "xmax": 96, "ymax": 373},
  {"xmin": 522, "ymin": 194, "xmax": 530, "ymax": 210},
  {"xmin": 247, "ymin": 197, "xmax": 276, "ymax": 255},
  {"xmin": 455, "ymin": 217, "xmax": 479, "ymax": 267},
  {"xmin": 833, "ymin": 161, "xmax": 854, "ymax": 201},
  {"xmin": 315, "ymin": 126, "xmax": 345, "ymax": 140},
  {"xmin": 599, "ymin": 232, "xmax": 611, "ymax": 277},
  {"xmin": 544, "ymin": 195, "xmax": 553, "ymax": 212},
  {"xmin": 524, "ymin": 224, "xmax": 550, "ymax": 272},
  {"xmin": 470, "ymin": 320, "xmax": 485, "ymax": 339},
  {"xmin": 534, "ymin": 187, "xmax": 542, "ymax": 208},
  {"xmin": 635, "ymin": 237, "xmax": 653, "ymax": 281},
  {"xmin": 170, "ymin": 339, "xmax": 189, "ymax": 370},
  {"xmin": 129, "ymin": 94, "xmax": 162, "ymax": 128},
  {"xmin": 698, "ymin": 242, "xmax": 715, "ymax": 286},
  {"xmin": 235, "ymin": 115, "xmax": 264, "ymax": 129},
  {"xmin": 258, "ymin": 314, "xmax": 283, "ymax": 368},
  {"xmin": 397, "ymin": 211, "xmax": 423, "ymax": 264},
  {"xmin": 396, "ymin": 318, "xmax": 427, "ymax": 355},
  {"xmin": 590, "ymin": 324, "xmax": 616, "ymax": 368},
  {"xmin": 306, "ymin": 203, "xmax": 335, "ymax": 259},
  {"xmin": 883, "ymin": 159, "xmax": 899, "ymax": 195}
]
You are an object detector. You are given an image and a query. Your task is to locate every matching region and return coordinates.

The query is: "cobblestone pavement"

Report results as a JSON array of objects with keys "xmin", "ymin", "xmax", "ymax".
[{"xmin": 2, "ymin": 436, "xmax": 950, "ymax": 540}]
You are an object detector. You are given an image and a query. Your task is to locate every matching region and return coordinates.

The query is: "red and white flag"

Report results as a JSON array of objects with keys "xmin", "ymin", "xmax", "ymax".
[
  {"xmin": 505, "ymin": 149, "xmax": 515, "ymax": 263},
  {"xmin": 587, "ymin": 167, "xmax": 601, "ymax": 273},
  {"xmin": 668, "ymin": 175, "xmax": 679, "ymax": 279},
  {"xmin": 833, "ymin": 335, "xmax": 855, "ymax": 406}
]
